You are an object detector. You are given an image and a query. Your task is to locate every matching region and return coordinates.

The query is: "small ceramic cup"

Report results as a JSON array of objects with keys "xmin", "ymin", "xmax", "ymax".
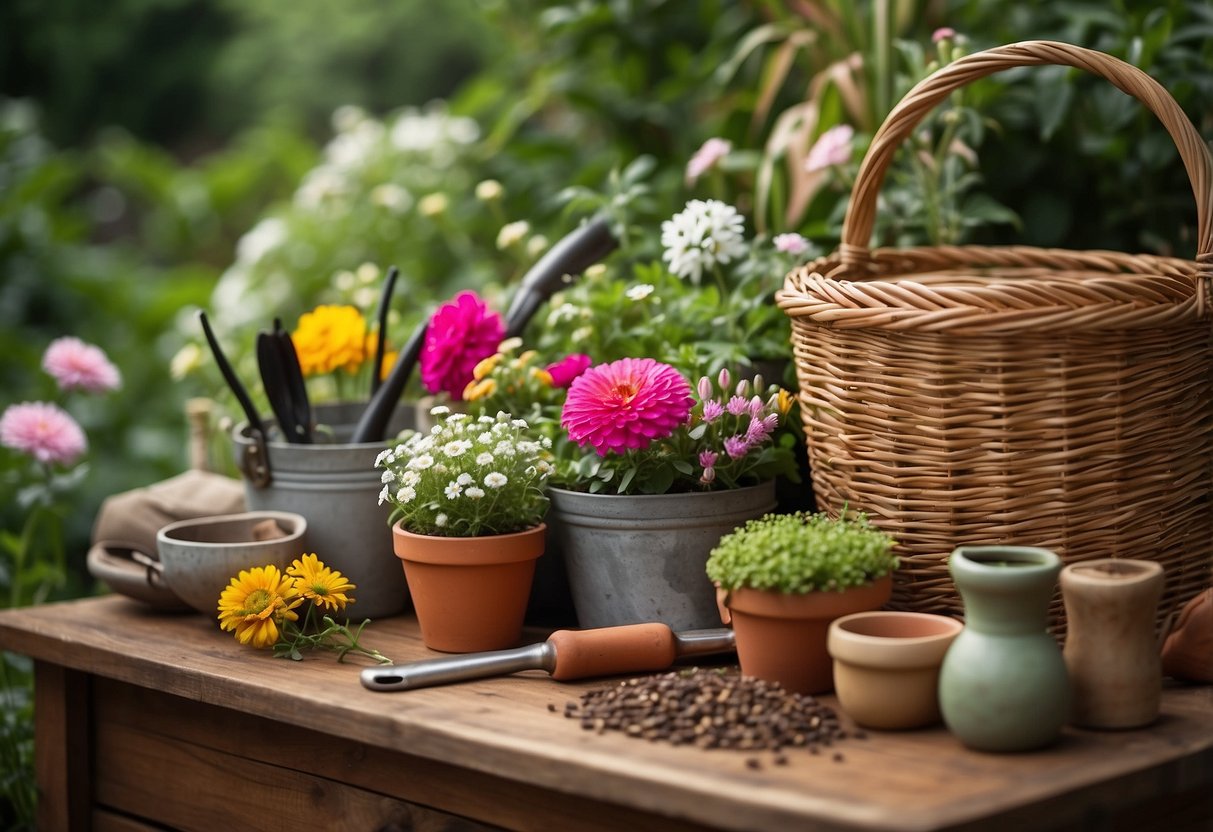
[
  {"xmin": 828, "ymin": 611, "xmax": 963, "ymax": 730},
  {"xmin": 156, "ymin": 511, "xmax": 307, "ymax": 616}
]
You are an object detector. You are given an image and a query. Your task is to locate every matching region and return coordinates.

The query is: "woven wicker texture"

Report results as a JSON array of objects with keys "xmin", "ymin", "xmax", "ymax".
[{"xmin": 778, "ymin": 41, "xmax": 1213, "ymax": 637}]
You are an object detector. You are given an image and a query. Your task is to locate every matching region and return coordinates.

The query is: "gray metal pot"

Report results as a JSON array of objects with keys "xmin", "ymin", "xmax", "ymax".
[
  {"xmin": 232, "ymin": 402, "xmax": 417, "ymax": 619},
  {"xmin": 549, "ymin": 481, "xmax": 777, "ymax": 631}
]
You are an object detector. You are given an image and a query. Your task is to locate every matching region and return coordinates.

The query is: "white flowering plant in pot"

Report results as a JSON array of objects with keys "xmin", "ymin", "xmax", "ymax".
[{"xmin": 375, "ymin": 407, "xmax": 552, "ymax": 537}]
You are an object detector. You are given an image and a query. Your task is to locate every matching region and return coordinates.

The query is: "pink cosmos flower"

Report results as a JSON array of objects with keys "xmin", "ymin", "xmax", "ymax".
[
  {"xmin": 420, "ymin": 291, "xmax": 504, "ymax": 399},
  {"xmin": 932, "ymin": 27, "xmax": 956, "ymax": 43},
  {"xmin": 545, "ymin": 353, "xmax": 592, "ymax": 389},
  {"xmin": 0, "ymin": 402, "xmax": 87, "ymax": 465},
  {"xmin": 686, "ymin": 138, "xmax": 732, "ymax": 184},
  {"xmin": 562, "ymin": 358, "xmax": 693, "ymax": 456},
  {"xmin": 805, "ymin": 124, "xmax": 855, "ymax": 173},
  {"xmin": 773, "ymin": 233, "xmax": 810, "ymax": 256},
  {"xmin": 42, "ymin": 337, "xmax": 121, "ymax": 393}
]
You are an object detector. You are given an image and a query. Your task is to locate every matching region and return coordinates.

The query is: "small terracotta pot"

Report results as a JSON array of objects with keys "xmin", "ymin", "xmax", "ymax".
[
  {"xmin": 392, "ymin": 522, "xmax": 545, "ymax": 653},
  {"xmin": 722, "ymin": 575, "xmax": 892, "ymax": 695},
  {"xmin": 828, "ymin": 611, "xmax": 963, "ymax": 730},
  {"xmin": 1161, "ymin": 588, "xmax": 1213, "ymax": 684}
]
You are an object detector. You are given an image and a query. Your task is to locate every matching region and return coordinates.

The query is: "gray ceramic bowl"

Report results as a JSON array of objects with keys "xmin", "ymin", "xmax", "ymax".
[{"xmin": 155, "ymin": 511, "xmax": 308, "ymax": 616}]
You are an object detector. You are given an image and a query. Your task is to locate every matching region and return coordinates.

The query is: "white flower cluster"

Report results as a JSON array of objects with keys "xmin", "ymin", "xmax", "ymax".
[
  {"xmin": 660, "ymin": 199, "xmax": 748, "ymax": 285},
  {"xmin": 375, "ymin": 408, "xmax": 552, "ymax": 537}
]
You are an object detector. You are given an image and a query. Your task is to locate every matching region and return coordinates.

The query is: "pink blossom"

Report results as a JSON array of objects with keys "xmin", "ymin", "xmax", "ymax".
[
  {"xmin": 725, "ymin": 396, "xmax": 750, "ymax": 417},
  {"xmin": 745, "ymin": 413, "xmax": 778, "ymax": 444},
  {"xmin": 562, "ymin": 358, "xmax": 693, "ymax": 456},
  {"xmin": 696, "ymin": 376, "xmax": 713, "ymax": 401},
  {"xmin": 804, "ymin": 125, "xmax": 855, "ymax": 173},
  {"xmin": 749, "ymin": 396, "xmax": 764, "ymax": 416},
  {"xmin": 702, "ymin": 400, "xmax": 725, "ymax": 422},
  {"xmin": 686, "ymin": 138, "xmax": 732, "ymax": 184},
  {"xmin": 42, "ymin": 337, "xmax": 121, "ymax": 393},
  {"xmin": 545, "ymin": 353, "xmax": 592, "ymax": 389},
  {"xmin": 699, "ymin": 450, "xmax": 718, "ymax": 469},
  {"xmin": 420, "ymin": 291, "xmax": 504, "ymax": 399},
  {"xmin": 773, "ymin": 233, "xmax": 810, "ymax": 256},
  {"xmin": 932, "ymin": 27, "xmax": 956, "ymax": 43},
  {"xmin": 1, "ymin": 401, "xmax": 87, "ymax": 465},
  {"xmin": 723, "ymin": 435, "xmax": 750, "ymax": 460}
]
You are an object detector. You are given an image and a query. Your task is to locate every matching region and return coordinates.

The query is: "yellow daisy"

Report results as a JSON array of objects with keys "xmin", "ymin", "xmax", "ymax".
[
  {"xmin": 217, "ymin": 565, "xmax": 302, "ymax": 649},
  {"xmin": 287, "ymin": 554, "xmax": 355, "ymax": 612}
]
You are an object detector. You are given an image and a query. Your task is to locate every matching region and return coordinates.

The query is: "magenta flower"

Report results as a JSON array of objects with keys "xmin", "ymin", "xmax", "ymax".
[
  {"xmin": 42, "ymin": 337, "xmax": 121, "ymax": 393},
  {"xmin": 805, "ymin": 124, "xmax": 855, "ymax": 173},
  {"xmin": 545, "ymin": 353, "xmax": 592, "ymax": 389},
  {"xmin": 562, "ymin": 358, "xmax": 693, "ymax": 455},
  {"xmin": 932, "ymin": 27, "xmax": 956, "ymax": 43},
  {"xmin": 725, "ymin": 396, "xmax": 750, "ymax": 417},
  {"xmin": 745, "ymin": 413, "xmax": 778, "ymax": 444},
  {"xmin": 702, "ymin": 400, "xmax": 724, "ymax": 422},
  {"xmin": 685, "ymin": 138, "xmax": 732, "ymax": 184},
  {"xmin": 420, "ymin": 291, "xmax": 504, "ymax": 399},
  {"xmin": 1, "ymin": 402, "xmax": 87, "ymax": 465},
  {"xmin": 699, "ymin": 450, "xmax": 718, "ymax": 469},
  {"xmin": 723, "ymin": 435, "xmax": 750, "ymax": 460}
]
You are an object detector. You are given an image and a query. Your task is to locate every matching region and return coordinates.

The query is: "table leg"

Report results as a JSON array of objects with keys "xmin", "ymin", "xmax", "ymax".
[{"xmin": 34, "ymin": 663, "xmax": 91, "ymax": 832}]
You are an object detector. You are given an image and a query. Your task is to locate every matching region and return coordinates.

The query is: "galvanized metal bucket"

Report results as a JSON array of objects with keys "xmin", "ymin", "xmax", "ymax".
[
  {"xmin": 549, "ymin": 481, "xmax": 778, "ymax": 632},
  {"xmin": 232, "ymin": 402, "xmax": 416, "ymax": 619}
]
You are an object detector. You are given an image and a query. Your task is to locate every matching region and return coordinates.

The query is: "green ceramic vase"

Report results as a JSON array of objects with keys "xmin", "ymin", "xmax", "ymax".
[{"xmin": 938, "ymin": 545, "xmax": 1070, "ymax": 752}]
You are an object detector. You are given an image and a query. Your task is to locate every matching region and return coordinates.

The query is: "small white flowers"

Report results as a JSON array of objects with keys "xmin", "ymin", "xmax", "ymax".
[
  {"xmin": 375, "ymin": 410, "xmax": 553, "ymax": 536},
  {"xmin": 626, "ymin": 283, "xmax": 655, "ymax": 301},
  {"xmin": 660, "ymin": 199, "xmax": 748, "ymax": 285}
]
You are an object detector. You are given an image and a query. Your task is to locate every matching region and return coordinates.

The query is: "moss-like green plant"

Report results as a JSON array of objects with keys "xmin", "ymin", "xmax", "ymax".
[{"xmin": 706, "ymin": 511, "xmax": 897, "ymax": 594}]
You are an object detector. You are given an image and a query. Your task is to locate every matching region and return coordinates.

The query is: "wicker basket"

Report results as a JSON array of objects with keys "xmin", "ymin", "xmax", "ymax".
[{"xmin": 777, "ymin": 41, "xmax": 1213, "ymax": 638}]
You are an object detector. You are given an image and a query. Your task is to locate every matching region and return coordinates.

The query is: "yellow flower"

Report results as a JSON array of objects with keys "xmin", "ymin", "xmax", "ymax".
[
  {"xmin": 530, "ymin": 368, "xmax": 554, "ymax": 387},
  {"xmin": 292, "ymin": 305, "xmax": 369, "ymax": 376},
  {"xmin": 217, "ymin": 565, "xmax": 302, "ymax": 649},
  {"xmin": 777, "ymin": 388, "xmax": 795, "ymax": 416},
  {"xmin": 287, "ymin": 554, "xmax": 355, "ymax": 613},
  {"xmin": 511, "ymin": 349, "xmax": 538, "ymax": 369},
  {"xmin": 463, "ymin": 377, "xmax": 498, "ymax": 401},
  {"xmin": 472, "ymin": 354, "xmax": 501, "ymax": 381}
]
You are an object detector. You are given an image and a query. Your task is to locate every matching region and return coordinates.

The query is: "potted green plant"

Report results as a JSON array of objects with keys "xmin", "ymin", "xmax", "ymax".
[
  {"xmin": 375, "ymin": 407, "xmax": 552, "ymax": 652},
  {"xmin": 706, "ymin": 511, "xmax": 897, "ymax": 695}
]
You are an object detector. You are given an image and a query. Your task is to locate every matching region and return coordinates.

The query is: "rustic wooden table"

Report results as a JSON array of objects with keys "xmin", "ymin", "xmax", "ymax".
[{"xmin": 1, "ymin": 595, "xmax": 1210, "ymax": 832}]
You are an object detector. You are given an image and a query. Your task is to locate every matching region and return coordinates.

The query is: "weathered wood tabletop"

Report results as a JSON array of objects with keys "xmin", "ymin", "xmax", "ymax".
[{"xmin": 1, "ymin": 595, "xmax": 1210, "ymax": 831}]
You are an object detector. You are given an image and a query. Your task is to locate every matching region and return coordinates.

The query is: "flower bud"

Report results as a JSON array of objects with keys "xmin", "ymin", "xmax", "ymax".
[{"xmin": 697, "ymin": 376, "xmax": 713, "ymax": 400}]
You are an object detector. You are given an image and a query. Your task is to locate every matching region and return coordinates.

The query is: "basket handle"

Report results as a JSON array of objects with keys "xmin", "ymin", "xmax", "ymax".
[{"xmin": 840, "ymin": 40, "xmax": 1213, "ymax": 272}]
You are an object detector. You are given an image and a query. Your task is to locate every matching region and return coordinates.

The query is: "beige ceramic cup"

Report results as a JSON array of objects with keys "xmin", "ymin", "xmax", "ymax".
[
  {"xmin": 156, "ymin": 511, "xmax": 307, "ymax": 616},
  {"xmin": 828, "ymin": 611, "xmax": 963, "ymax": 730}
]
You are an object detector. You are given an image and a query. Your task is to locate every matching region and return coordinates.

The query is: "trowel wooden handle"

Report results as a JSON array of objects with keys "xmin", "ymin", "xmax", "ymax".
[{"xmin": 548, "ymin": 623, "xmax": 678, "ymax": 681}]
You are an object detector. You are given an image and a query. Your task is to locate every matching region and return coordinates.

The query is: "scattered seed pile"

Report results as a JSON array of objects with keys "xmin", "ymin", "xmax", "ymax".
[{"xmin": 555, "ymin": 667, "xmax": 857, "ymax": 764}]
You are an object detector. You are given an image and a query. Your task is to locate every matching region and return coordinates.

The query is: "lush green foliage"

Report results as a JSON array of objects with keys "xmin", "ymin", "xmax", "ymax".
[{"xmin": 707, "ymin": 511, "xmax": 898, "ymax": 594}]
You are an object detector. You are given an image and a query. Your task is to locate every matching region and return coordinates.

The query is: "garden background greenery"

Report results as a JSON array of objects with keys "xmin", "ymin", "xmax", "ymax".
[{"xmin": 2, "ymin": 0, "xmax": 1211, "ymax": 825}]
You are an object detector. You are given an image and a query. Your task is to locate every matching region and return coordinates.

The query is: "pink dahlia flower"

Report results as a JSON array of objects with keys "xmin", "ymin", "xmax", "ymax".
[
  {"xmin": 42, "ymin": 337, "xmax": 121, "ymax": 393},
  {"xmin": 419, "ymin": 291, "xmax": 504, "ymax": 399},
  {"xmin": 0, "ymin": 401, "xmax": 87, "ymax": 465},
  {"xmin": 562, "ymin": 358, "xmax": 693, "ymax": 456},
  {"xmin": 545, "ymin": 353, "xmax": 592, "ymax": 389}
]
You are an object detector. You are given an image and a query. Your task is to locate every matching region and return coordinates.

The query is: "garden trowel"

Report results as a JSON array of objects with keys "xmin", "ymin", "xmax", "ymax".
[{"xmin": 360, "ymin": 623, "xmax": 736, "ymax": 692}]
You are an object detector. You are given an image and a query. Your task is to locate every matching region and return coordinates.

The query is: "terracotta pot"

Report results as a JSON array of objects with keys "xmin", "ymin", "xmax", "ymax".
[
  {"xmin": 828, "ymin": 611, "xmax": 963, "ymax": 730},
  {"xmin": 721, "ymin": 575, "xmax": 892, "ymax": 695},
  {"xmin": 1161, "ymin": 588, "xmax": 1213, "ymax": 683},
  {"xmin": 392, "ymin": 522, "xmax": 545, "ymax": 653}
]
